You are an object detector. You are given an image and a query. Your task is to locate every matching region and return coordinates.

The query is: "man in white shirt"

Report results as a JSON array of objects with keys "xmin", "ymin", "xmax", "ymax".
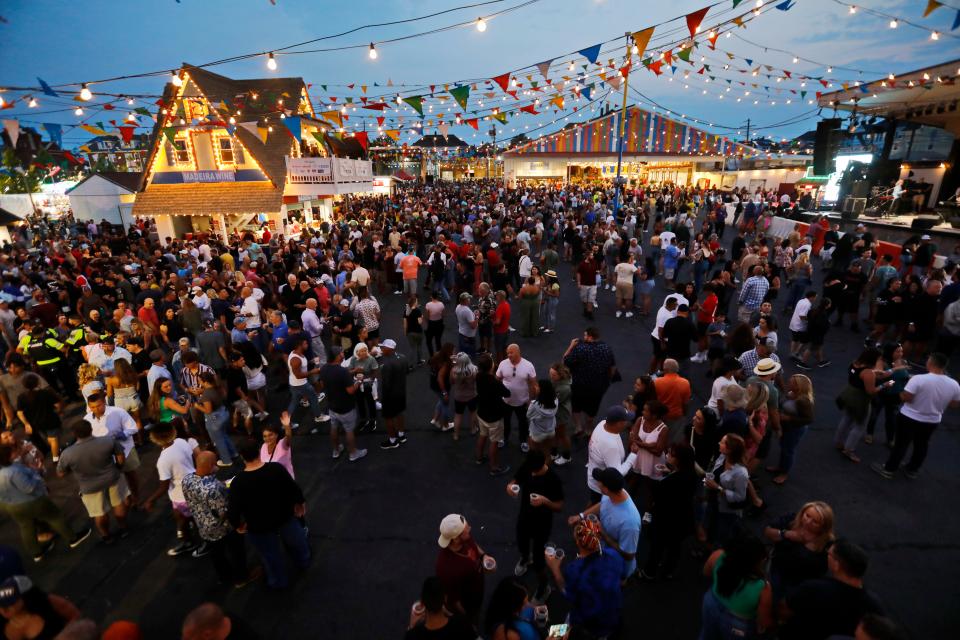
[
  {"xmin": 496, "ymin": 344, "xmax": 537, "ymax": 452},
  {"xmin": 517, "ymin": 248, "xmax": 533, "ymax": 281},
  {"xmin": 301, "ymin": 298, "xmax": 326, "ymax": 366},
  {"xmin": 585, "ymin": 406, "xmax": 637, "ymax": 504},
  {"xmin": 613, "ymin": 257, "xmax": 638, "ymax": 318},
  {"xmin": 649, "ymin": 297, "xmax": 678, "ymax": 374},
  {"xmin": 788, "ymin": 291, "xmax": 816, "ymax": 358},
  {"xmin": 85, "ymin": 392, "xmax": 141, "ymax": 503},
  {"xmin": 455, "ymin": 293, "xmax": 478, "ymax": 358},
  {"xmin": 88, "ymin": 337, "xmax": 131, "ymax": 377},
  {"xmin": 874, "ymin": 352, "xmax": 960, "ymax": 479}
]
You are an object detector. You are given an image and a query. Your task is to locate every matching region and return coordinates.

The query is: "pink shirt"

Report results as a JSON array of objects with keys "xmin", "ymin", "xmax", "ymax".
[{"xmin": 260, "ymin": 438, "xmax": 294, "ymax": 478}]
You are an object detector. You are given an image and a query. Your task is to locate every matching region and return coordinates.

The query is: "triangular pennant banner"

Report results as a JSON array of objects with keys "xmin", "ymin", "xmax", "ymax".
[
  {"xmin": 321, "ymin": 110, "xmax": 343, "ymax": 127},
  {"xmin": 924, "ymin": 0, "xmax": 943, "ymax": 17},
  {"xmin": 162, "ymin": 127, "xmax": 178, "ymax": 145},
  {"xmin": 238, "ymin": 121, "xmax": 259, "ymax": 138},
  {"xmin": 79, "ymin": 124, "xmax": 112, "ymax": 137},
  {"xmin": 404, "ymin": 95, "xmax": 424, "ymax": 116},
  {"xmin": 685, "ymin": 7, "xmax": 710, "ymax": 38},
  {"xmin": 536, "ymin": 59, "xmax": 553, "ymax": 80},
  {"xmin": 491, "ymin": 73, "xmax": 511, "ymax": 92},
  {"xmin": 282, "ymin": 116, "xmax": 301, "ymax": 141},
  {"xmin": 492, "ymin": 112, "xmax": 507, "ymax": 124},
  {"xmin": 953, "ymin": 9, "xmax": 960, "ymax": 30},
  {"xmin": 37, "ymin": 78, "xmax": 59, "ymax": 97},
  {"xmin": 376, "ymin": 116, "xmax": 385, "ymax": 127},
  {"xmin": 582, "ymin": 85, "xmax": 593, "ymax": 100},
  {"xmin": 438, "ymin": 122, "xmax": 449, "ymax": 138},
  {"xmin": 256, "ymin": 127, "xmax": 269, "ymax": 144},
  {"xmin": 649, "ymin": 61, "xmax": 664, "ymax": 76},
  {"xmin": 118, "ymin": 126, "xmax": 135, "ymax": 144},
  {"xmin": 632, "ymin": 28, "xmax": 654, "ymax": 59},
  {"xmin": 677, "ymin": 48, "xmax": 693, "ymax": 62},
  {"xmin": 607, "ymin": 76, "xmax": 622, "ymax": 90},
  {"xmin": 465, "ymin": 118, "xmax": 479, "ymax": 130},
  {"xmin": 42, "ymin": 123, "xmax": 62, "ymax": 147},
  {"xmin": 353, "ymin": 131, "xmax": 369, "ymax": 152},
  {"xmin": 2, "ymin": 120, "xmax": 20, "ymax": 148},
  {"xmin": 775, "ymin": 0, "xmax": 795, "ymax": 10},
  {"xmin": 578, "ymin": 43, "xmax": 602, "ymax": 65},
  {"xmin": 520, "ymin": 104, "xmax": 540, "ymax": 115},
  {"xmin": 384, "ymin": 129, "xmax": 400, "ymax": 141},
  {"xmin": 449, "ymin": 85, "xmax": 470, "ymax": 111}
]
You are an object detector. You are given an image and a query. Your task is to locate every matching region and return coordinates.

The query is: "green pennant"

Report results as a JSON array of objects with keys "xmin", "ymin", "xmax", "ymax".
[
  {"xmin": 311, "ymin": 131, "xmax": 327, "ymax": 146},
  {"xmin": 404, "ymin": 95, "xmax": 424, "ymax": 116},
  {"xmin": 162, "ymin": 127, "xmax": 178, "ymax": 145},
  {"xmin": 134, "ymin": 107, "xmax": 151, "ymax": 117},
  {"xmin": 449, "ymin": 85, "xmax": 470, "ymax": 111},
  {"xmin": 703, "ymin": 65, "xmax": 711, "ymax": 72},
  {"xmin": 676, "ymin": 48, "xmax": 692, "ymax": 63},
  {"xmin": 732, "ymin": 0, "xmax": 745, "ymax": 7},
  {"xmin": 492, "ymin": 112, "xmax": 507, "ymax": 124},
  {"xmin": 642, "ymin": 57, "xmax": 652, "ymax": 67},
  {"xmin": 800, "ymin": 91, "xmax": 807, "ymax": 99},
  {"xmin": 709, "ymin": 76, "xmax": 716, "ymax": 81},
  {"xmin": 321, "ymin": 85, "xmax": 327, "ymax": 92}
]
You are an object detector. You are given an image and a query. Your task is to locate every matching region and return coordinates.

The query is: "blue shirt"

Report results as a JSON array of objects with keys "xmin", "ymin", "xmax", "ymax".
[
  {"xmin": 599, "ymin": 495, "xmax": 642, "ymax": 577},
  {"xmin": 663, "ymin": 244, "xmax": 680, "ymax": 269},
  {"xmin": 562, "ymin": 547, "xmax": 625, "ymax": 636},
  {"xmin": 0, "ymin": 463, "xmax": 46, "ymax": 505},
  {"xmin": 270, "ymin": 322, "xmax": 289, "ymax": 349}
]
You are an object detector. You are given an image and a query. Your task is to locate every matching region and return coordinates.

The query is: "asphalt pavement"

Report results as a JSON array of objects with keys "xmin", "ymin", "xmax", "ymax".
[{"xmin": 3, "ymin": 239, "xmax": 958, "ymax": 639}]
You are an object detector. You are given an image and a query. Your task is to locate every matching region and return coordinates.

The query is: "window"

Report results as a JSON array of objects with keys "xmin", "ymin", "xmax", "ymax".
[
  {"xmin": 172, "ymin": 139, "xmax": 190, "ymax": 164},
  {"xmin": 216, "ymin": 137, "xmax": 234, "ymax": 165}
]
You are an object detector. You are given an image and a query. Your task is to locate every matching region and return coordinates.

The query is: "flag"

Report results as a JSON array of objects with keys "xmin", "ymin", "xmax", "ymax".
[
  {"xmin": 321, "ymin": 110, "xmax": 343, "ymax": 127},
  {"xmin": 582, "ymin": 85, "xmax": 593, "ymax": 100},
  {"xmin": 37, "ymin": 77, "xmax": 58, "ymax": 97},
  {"xmin": 520, "ymin": 104, "xmax": 539, "ymax": 115},
  {"xmin": 632, "ymin": 28, "xmax": 654, "ymax": 59},
  {"xmin": 685, "ymin": 7, "xmax": 710, "ymax": 38},
  {"xmin": 732, "ymin": 0, "xmax": 745, "ymax": 6},
  {"xmin": 404, "ymin": 95, "xmax": 424, "ymax": 116},
  {"xmin": 80, "ymin": 124, "xmax": 112, "ymax": 137},
  {"xmin": 465, "ymin": 118, "xmax": 479, "ymax": 130},
  {"xmin": 924, "ymin": 0, "xmax": 943, "ymax": 17},
  {"xmin": 282, "ymin": 116, "xmax": 301, "ymax": 141},
  {"xmin": 118, "ymin": 126, "xmax": 135, "ymax": 143},
  {"xmin": 775, "ymin": 0, "xmax": 794, "ymax": 10},
  {"xmin": 491, "ymin": 73, "xmax": 511, "ymax": 92},
  {"xmin": 677, "ymin": 48, "xmax": 693, "ymax": 62},
  {"xmin": 953, "ymin": 9, "xmax": 960, "ymax": 29},
  {"xmin": 384, "ymin": 129, "xmax": 400, "ymax": 141},
  {"xmin": 354, "ymin": 131, "xmax": 369, "ymax": 151},
  {"xmin": 438, "ymin": 122, "xmax": 449, "ymax": 138},
  {"xmin": 579, "ymin": 43, "xmax": 602, "ymax": 65},
  {"xmin": 42, "ymin": 123, "xmax": 62, "ymax": 147},
  {"xmin": 449, "ymin": 85, "xmax": 470, "ymax": 110},
  {"xmin": 492, "ymin": 112, "xmax": 507, "ymax": 124},
  {"xmin": 649, "ymin": 61, "xmax": 664, "ymax": 76},
  {"xmin": 536, "ymin": 59, "xmax": 553, "ymax": 80},
  {"xmin": 256, "ymin": 126, "xmax": 269, "ymax": 143},
  {"xmin": 162, "ymin": 127, "xmax": 178, "ymax": 145},
  {"xmin": 2, "ymin": 120, "xmax": 19, "ymax": 148},
  {"xmin": 377, "ymin": 116, "xmax": 385, "ymax": 127}
]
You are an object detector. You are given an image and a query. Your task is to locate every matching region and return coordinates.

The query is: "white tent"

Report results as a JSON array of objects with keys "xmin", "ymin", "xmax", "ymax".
[{"xmin": 67, "ymin": 172, "xmax": 141, "ymax": 228}]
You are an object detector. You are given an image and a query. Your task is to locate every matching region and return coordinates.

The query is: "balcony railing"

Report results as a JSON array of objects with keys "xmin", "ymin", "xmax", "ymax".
[{"xmin": 285, "ymin": 156, "xmax": 373, "ymax": 185}]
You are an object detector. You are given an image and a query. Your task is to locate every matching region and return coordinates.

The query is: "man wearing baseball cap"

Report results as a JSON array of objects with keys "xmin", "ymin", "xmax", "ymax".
[
  {"xmin": 435, "ymin": 513, "xmax": 492, "ymax": 629},
  {"xmin": 377, "ymin": 339, "xmax": 408, "ymax": 450},
  {"xmin": 585, "ymin": 406, "xmax": 638, "ymax": 505},
  {"xmin": 569, "ymin": 467, "xmax": 641, "ymax": 579}
]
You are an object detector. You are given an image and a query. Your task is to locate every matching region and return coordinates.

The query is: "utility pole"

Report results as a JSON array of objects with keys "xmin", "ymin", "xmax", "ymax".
[
  {"xmin": 611, "ymin": 32, "xmax": 633, "ymax": 223},
  {"xmin": 745, "ymin": 118, "xmax": 751, "ymax": 144}
]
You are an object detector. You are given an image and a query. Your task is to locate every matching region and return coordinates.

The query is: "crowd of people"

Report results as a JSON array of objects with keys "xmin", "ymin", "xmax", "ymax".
[{"xmin": 0, "ymin": 177, "xmax": 957, "ymax": 639}]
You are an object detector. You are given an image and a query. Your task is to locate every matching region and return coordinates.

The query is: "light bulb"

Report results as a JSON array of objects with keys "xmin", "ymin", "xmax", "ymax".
[
  {"xmin": 126, "ymin": 97, "xmax": 134, "ymax": 105},
  {"xmin": 568, "ymin": 62, "xmax": 574, "ymax": 71},
  {"xmin": 171, "ymin": 71, "xmax": 182, "ymax": 87},
  {"xmin": 80, "ymin": 84, "xmax": 92, "ymax": 101},
  {"xmin": 476, "ymin": 17, "xmax": 486, "ymax": 32},
  {"xmin": 267, "ymin": 53, "xmax": 277, "ymax": 70},
  {"xmin": 849, "ymin": 5, "xmax": 856, "ymax": 14},
  {"xmin": 792, "ymin": 56, "xmax": 799, "ymax": 63},
  {"xmin": 930, "ymin": 31, "xmax": 939, "ymax": 40},
  {"xmin": 827, "ymin": 67, "xmax": 833, "ymax": 73},
  {"xmin": 179, "ymin": 118, "xmax": 186, "ymax": 125},
  {"xmin": 268, "ymin": 126, "xmax": 274, "ymax": 132},
  {"xmin": 75, "ymin": 106, "xmax": 83, "ymax": 116},
  {"xmin": 755, "ymin": 0, "xmax": 763, "ymax": 6},
  {"xmin": 631, "ymin": 45, "xmax": 638, "ymax": 54},
  {"xmin": 889, "ymin": 19, "xmax": 898, "ymax": 28},
  {"xmin": 229, "ymin": 116, "xmax": 236, "ymax": 124},
  {"xmin": 28, "ymin": 97, "xmax": 37, "ymax": 108},
  {"xmin": 368, "ymin": 43, "xmax": 378, "ymax": 60},
  {"xmin": 888, "ymin": 73, "xmax": 895, "ymax": 80},
  {"xmin": 0, "ymin": 97, "xmax": 4, "ymax": 108},
  {"xmin": 127, "ymin": 112, "xmax": 136, "ymax": 122}
]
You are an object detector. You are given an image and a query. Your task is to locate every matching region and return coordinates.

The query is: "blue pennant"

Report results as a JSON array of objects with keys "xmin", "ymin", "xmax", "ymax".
[
  {"xmin": 578, "ymin": 43, "xmax": 602, "ymax": 65},
  {"xmin": 37, "ymin": 78, "xmax": 58, "ymax": 97}
]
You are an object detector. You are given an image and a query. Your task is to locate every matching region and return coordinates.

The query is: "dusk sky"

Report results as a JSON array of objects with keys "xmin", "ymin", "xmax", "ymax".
[{"xmin": 2, "ymin": 0, "xmax": 956, "ymax": 149}]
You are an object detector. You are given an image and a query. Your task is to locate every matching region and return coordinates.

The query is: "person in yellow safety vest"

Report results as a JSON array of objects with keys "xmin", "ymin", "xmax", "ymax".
[
  {"xmin": 25, "ymin": 325, "xmax": 79, "ymax": 401},
  {"xmin": 63, "ymin": 315, "xmax": 86, "ymax": 364}
]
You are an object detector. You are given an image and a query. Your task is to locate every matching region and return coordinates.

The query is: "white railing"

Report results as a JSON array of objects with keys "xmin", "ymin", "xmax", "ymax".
[{"xmin": 285, "ymin": 156, "xmax": 373, "ymax": 185}]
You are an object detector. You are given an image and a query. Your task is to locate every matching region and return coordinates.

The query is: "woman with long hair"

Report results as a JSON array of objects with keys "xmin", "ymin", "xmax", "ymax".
[
  {"xmin": 261, "ymin": 411, "xmax": 295, "ymax": 479},
  {"xmin": 147, "ymin": 378, "xmax": 190, "ymax": 426},
  {"xmin": 834, "ymin": 347, "xmax": 882, "ymax": 463},
  {"xmin": 449, "ymin": 352, "xmax": 478, "ymax": 442},
  {"xmin": 753, "ymin": 315, "xmax": 779, "ymax": 354},
  {"xmin": 699, "ymin": 533, "xmax": 773, "ymax": 639},
  {"xmin": 192, "ymin": 371, "xmax": 237, "ymax": 468},
  {"xmin": 159, "ymin": 306, "xmax": 185, "ymax": 347},
  {"xmin": 483, "ymin": 577, "xmax": 539, "ymax": 640},
  {"xmin": 516, "ymin": 277, "xmax": 541, "ymax": 338},
  {"xmin": 629, "ymin": 400, "xmax": 670, "ymax": 523},
  {"xmin": 525, "ymin": 379, "xmax": 557, "ymax": 455},
  {"xmin": 0, "ymin": 576, "xmax": 81, "ymax": 640},
  {"xmin": 769, "ymin": 374, "xmax": 815, "ymax": 485},
  {"xmin": 640, "ymin": 442, "xmax": 700, "ymax": 580},
  {"xmin": 14, "ymin": 373, "xmax": 63, "ymax": 460},
  {"xmin": 743, "ymin": 382, "xmax": 769, "ymax": 466},
  {"xmin": 763, "ymin": 501, "xmax": 835, "ymax": 602},
  {"xmin": 540, "ymin": 270, "xmax": 560, "ymax": 333},
  {"xmin": 549, "ymin": 363, "xmax": 573, "ymax": 465},
  {"xmin": 106, "ymin": 358, "xmax": 143, "ymax": 433},
  {"xmin": 865, "ymin": 342, "xmax": 909, "ymax": 448},
  {"xmin": 704, "ymin": 434, "xmax": 750, "ymax": 545},
  {"xmin": 429, "ymin": 343, "xmax": 455, "ymax": 432}
]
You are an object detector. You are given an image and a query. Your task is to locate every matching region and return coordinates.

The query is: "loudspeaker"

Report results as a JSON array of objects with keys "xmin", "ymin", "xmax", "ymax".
[
  {"xmin": 911, "ymin": 215, "xmax": 940, "ymax": 230},
  {"xmin": 813, "ymin": 119, "xmax": 842, "ymax": 176}
]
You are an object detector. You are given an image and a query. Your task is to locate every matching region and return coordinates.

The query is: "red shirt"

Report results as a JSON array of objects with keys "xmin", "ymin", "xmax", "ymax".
[
  {"xmin": 493, "ymin": 301, "xmax": 511, "ymax": 334},
  {"xmin": 576, "ymin": 260, "xmax": 597, "ymax": 286},
  {"xmin": 697, "ymin": 293, "xmax": 718, "ymax": 324}
]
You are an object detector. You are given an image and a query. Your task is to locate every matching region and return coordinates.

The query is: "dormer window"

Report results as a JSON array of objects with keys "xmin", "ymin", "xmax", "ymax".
[
  {"xmin": 172, "ymin": 138, "xmax": 191, "ymax": 164},
  {"xmin": 216, "ymin": 136, "xmax": 235, "ymax": 165}
]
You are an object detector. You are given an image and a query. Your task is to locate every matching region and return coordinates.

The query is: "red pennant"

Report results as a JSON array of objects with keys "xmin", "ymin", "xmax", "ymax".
[
  {"xmin": 377, "ymin": 116, "xmax": 385, "ymax": 126},
  {"xmin": 663, "ymin": 50, "xmax": 673, "ymax": 65},
  {"xmin": 819, "ymin": 80, "xmax": 829, "ymax": 87},
  {"xmin": 362, "ymin": 102, "xmax": 388, "ymax": 111},
  {"xmin": 649, "ymin": 61, "xmax": 664, "ymax": 75},
  {"xmin": 707, "ymin": 32, "xmax": 719, "ymax": 49},
  {"xmin": 783, "ymin": 70, "xmax": 792, "ymax": 78},
  {"xmin": 466, "ymin": 118, "xmax": 479, "ymax": 130},
  {"xmin": 697, "ymin": 66, "xmax": 706, "ymax": 75},
  {"xmin": 491, "ymin": 73, "xmax": 511, "ymax": 92},
  {"xmin": 685, "ymin": 7, "xmax": 709, "ymax": 39},
  {"xmin": 118, "ymin": 126, "xmax": 135, "ymax": 143},
  {"xmin": 347, "ymin": 84, "xmax": 355, "ymax": 89},
  {"xmin": 815, "ymin": 91, "xmax": 823, "ymax": 99},
  {"xmin": 103, "ymin": 103, "xmax": 115, "ymax": 111},
  {"xmin": 330, "ymin": 97, "xmax": 338, "ymax": 102},
  {"xmin": 360, "ymin": 97, "xmax": 368, "ymax": 104},
  {"xmin": 506, "ymin": 90, "xmax": 518, "ymax": 99},
  {"xmin": 430, "ymin": 85, "xmax": 435, "ymax": 94},
  {"xmin": 620, "ymin": 62, "xmax": 632, "ymax": 78},
  {"xmin": 354, "ymin": 131, "xmax": 369, "ymax": 151},
  {"xmin": 520, "ymin": 104, "xmax": 540, "ymax": 115}
]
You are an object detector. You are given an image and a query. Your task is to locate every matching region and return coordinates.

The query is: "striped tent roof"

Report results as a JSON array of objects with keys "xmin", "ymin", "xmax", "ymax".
[{"xmin": 504, "ymin": 106, "xmax": 760, "ymax": 158}]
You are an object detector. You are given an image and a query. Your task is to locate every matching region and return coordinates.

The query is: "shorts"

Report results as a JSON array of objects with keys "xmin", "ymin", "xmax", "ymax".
[
  {"xmin": 477, "ymin": 417, "xmax": 505, "ymax": 443},
  {"xmin": 571, "ymin": 386, "xmax": 603, "ymax": 418},
  {"xmin": 113, "ymin": 395, "xmax": 142, "ymax": 413},
  {"xmin": 246, "ymin": 370, "xmax": 266, "ymax": 391},
  {"xmin": 615, "ymin": 283, "xmax": 634, "ymax": 303},
  {"xmin": 171, "ymin": 501, "xmax": 192, "ymax": 518},
  {"xmin": 790, "ymin": 330, "xmax": 808, "ymax": 344},
  {"xmin": 121, "ymin": 448, "xmax": 141, "ymax": 473},
  {"xmin": 232, "ymin": 399, "xmax": 253, "ymax": 419},
  {"xmin": 529, "ymin": 430, "xmax": 555, "ymax": 443},
  {"xmin": 330, "ymin": 408, "xmax": 358, "ymax": 433},
  {"xmin": 638, "ymin": 279, "xmax": 655, "ymax": 295},
  {"xmin": 697, "ymin": 321, "xmax": 711, "ymax": 338},
  {"xmin": 664, "ymin": 268, "xmax": 675, "ymax": 280},
  {"xmin": 478, "ymin": 322, "xmax": 493, "ymax": 339},
  {"xmin": 381, "ymin": 398, "xmax": 406, "ymax": 419},
  {"xmin": 81, "ymin": 478, "xmax": 130, "ymax": 518},
  {"xmin": 579, "ymin": 285, "xmax": 597, "ymax": 305},
  {"xmin": 454, "ymin": 397, "xmax": 478, "ymax": 415},
  {"xmin": 651, "ymin": 335, "xmax": 665, "ymax": 358},
  {"xmin": 366, "ymin": 327, "xmax": 380, "ymax": 340}
]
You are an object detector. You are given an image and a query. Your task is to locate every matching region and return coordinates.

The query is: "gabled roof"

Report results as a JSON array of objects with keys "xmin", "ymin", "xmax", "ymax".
[
  {"xmin": 68, "ymin": 171, "xmax": 144, "ymax": 194},
  {"xmin": 131, "ymin": 182, "xmax": 283, "ymax": 217},
  {"xmin": 413, "ymin": 134, "xmax": 469, "ymax": 148},
  {"xmin": 182, "ymin": 64, "xmax": 306, "ymax": 187}
]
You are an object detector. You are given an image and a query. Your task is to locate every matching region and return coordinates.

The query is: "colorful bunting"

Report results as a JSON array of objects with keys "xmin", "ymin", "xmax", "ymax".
[
  {"xmin": 449, "ymin": 85, "xmax": 470, "ymax": 111},
  {"xmin": 953, "ymin": 10, "xmax": 960, "ymax": 30},
  {"xmin": 162, "ymin": 127, "xmax": 178, "ymax": 145},
  {"xmin": 2, "ymin": 120, "xmax": 19, "ymax": 148},
  {"xmin": 438, "ymin": 122, "xmax": 449, "ymax": 138},
  {"xmin": 282, "ymin": 116, "xmax": 301, "ymax": 141},
  {"xmin": 685, "ymin": 7, "xmax": 709, "ymax": 38},
  {"xmin": 79, "ymin": 124, "xmax": 111, "ymax": 137},
  {"xmin": 536, "ymin": 59, "xmax": 553, "ymax": 80},
  {"xmin": 118, "ymin": 126, "xmax": 135, "ymax": 143},
  {"xmin": 492, "ymin": 112, "xmax": 507, "ymax": 124},
  {"xmin": 775, "ymin": 0, "xmax": 794, "ymax": 10},
  {"xmin": 578, "ymin": 43, "xmax": 602, "ymax": 65},
  {"xmin": 923, "ymin": 0, "xmax": 943, "ymax": 17},
  {"xmin": 491, "ymin": 73, "xmax": 511, "ymax": 92},
  {"xmin": 353, "ymin": 131, "xmax": 369, "ymax": 151},
  {"xmin": 520, "ymin": 104, "xmax": 540, "ymax": 115},
  {"xmin": 42, "ymin": 123, "xmax": 62, "ymax": 147},
  {"xmin": 384, "ymin": 129, "xmax": 400, "ymax": 141},
  {"xmin": 732, "ymin": 0, "xmax": 745, "ymax": 6},
  {"xmin": 321, "ymin": 110, "xmax": 343, "ymax": 127},
  {"xmin": 677, "ymin": 48, "xmax": 693, "ymax": 62},
  {"xmin": 465, "ymin": 118, "xmax": 479, "ymax": 130}
]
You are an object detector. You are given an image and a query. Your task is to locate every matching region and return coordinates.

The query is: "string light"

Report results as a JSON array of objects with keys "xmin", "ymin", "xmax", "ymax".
[
  {"xmin": 267, "ymin": 52, "xmax": 278, "ymax": 70},
  {"xmin": 930, "ymin": 31, "xmax": 939, "ymax": 41},
  {"xmin": 126, "ymin": 97, "xmax": 134, "ymax": 105},
  {"xmin": 74, "ymin": 106, "xmax": 83, "ymax": 116},
  {"xmin": 79, "ymin": 83, "xmax": 92, "ymax": 101},
  {"xmin": 229, "ymin": 116, "xmax": 236, "ymax": 124},
  {"xmin": 792, "ymin": 56, "xmax": 799, "ymax": 63},
  {"xmin": 0, "ymin": 96, "xmax": 4, "ymax": 108},
  {"xmin": 171, "ymin": 71, "xmax": 182, "ymax": 87},
  {"xmin": 368, "ymin": 43, "xmax": 378, "ymax": 60},
  {"xmin": 476, "ymin": 17, "xmax": 487, "ymax": 32},
  {"xmin": 849, "ymin": 5, "xmax": 856, "ymax": 14},
  {"xmin": 28, "ymin": 97, "xmax": 37, "ymax": 108},
  {"xmin": 126, "ymin": 112, "xmax": 136, "ymax": 122},
  {"xmin": 889, "ymin": 19, "xmax": 898, "ymax": 28}
]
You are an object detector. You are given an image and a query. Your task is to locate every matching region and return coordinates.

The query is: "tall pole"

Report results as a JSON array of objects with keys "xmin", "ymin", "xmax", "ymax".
[
  {"xmin": 745, "ymin": 118, "xmax": 751, "ymax": 143},
  {"xmin": 612, "ymin": 32, "xmax": 633, "ymax": 223}
]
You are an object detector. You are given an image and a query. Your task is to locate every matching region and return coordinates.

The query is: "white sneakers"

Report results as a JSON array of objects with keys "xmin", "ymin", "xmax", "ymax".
[
  {"xmin": 616, "ymin": 311, "xmax": 623, "ymax": 318},
  {"xmin": 625, "ymin": 311, "xmax": 634, "ymax": 318},
  {"xmin": 691, "ymin": 352, "xmax": 708, "ymax": 363},
  {"xmin": 349, "ymin": 449, "xmax": 368, "ymax": 462}
]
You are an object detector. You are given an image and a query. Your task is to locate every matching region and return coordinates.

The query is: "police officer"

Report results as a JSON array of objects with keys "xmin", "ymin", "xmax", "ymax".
[
  {"xmin": 63, "ymin": 314, "xmax": 86, "ymax": 367},
  {"xmin": 25, "ymin": 325, "xmax": 78, "ymax": 400}
]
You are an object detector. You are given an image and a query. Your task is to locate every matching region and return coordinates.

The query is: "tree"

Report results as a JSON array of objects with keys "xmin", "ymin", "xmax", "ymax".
[{"xmin": 0, "ymin": 149, "xmax": 44, "ymax": 195}]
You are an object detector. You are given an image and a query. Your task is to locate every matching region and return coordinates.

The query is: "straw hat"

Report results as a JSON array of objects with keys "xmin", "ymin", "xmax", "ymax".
[
  {"xmin": 753, "ymin": 358, "xmax": 782, "ymax": 377},
  {"xmin": 721, "ymin": 384, "xmax": 748, "ymax": 410}
]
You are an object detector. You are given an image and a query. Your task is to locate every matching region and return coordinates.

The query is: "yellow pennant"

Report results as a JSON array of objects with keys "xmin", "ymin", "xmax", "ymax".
[
  {"xmin": 79, "ymin": 124, "xmax": 111, "ymax": 136},
  {"xmin": 256, "ymin": 127, "xmax": 269, "ymax": 143}
]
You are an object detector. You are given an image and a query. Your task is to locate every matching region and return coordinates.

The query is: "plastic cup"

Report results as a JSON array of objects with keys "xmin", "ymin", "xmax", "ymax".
[
  {"xmin": 529, "ymin": 492, "xmax": 541, "ymax": 505},
  {"xmin": 483, "ymin": 555, "xmax": 497, "ymax": 571},
  {"xmin": 544, "ymin": 545, "xmax": 556, "ymax": 558},
  {"xmin": 412, "ymin": 601, "xmax": 425, "ymax": 616},
  {"xmin": 585, "ymin": 514, "xmax": 600, "ymax": 524},
  {"xmin": 554, "ymin": 548, "xmax": 565, "ymax": 560},
  {"xmin": 510, "ymin": 484, "xmax": 521, "ymax": 496},
  {"xmin": 534, "ymin": 605, "xmax": 549, "ymax": 626}
]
